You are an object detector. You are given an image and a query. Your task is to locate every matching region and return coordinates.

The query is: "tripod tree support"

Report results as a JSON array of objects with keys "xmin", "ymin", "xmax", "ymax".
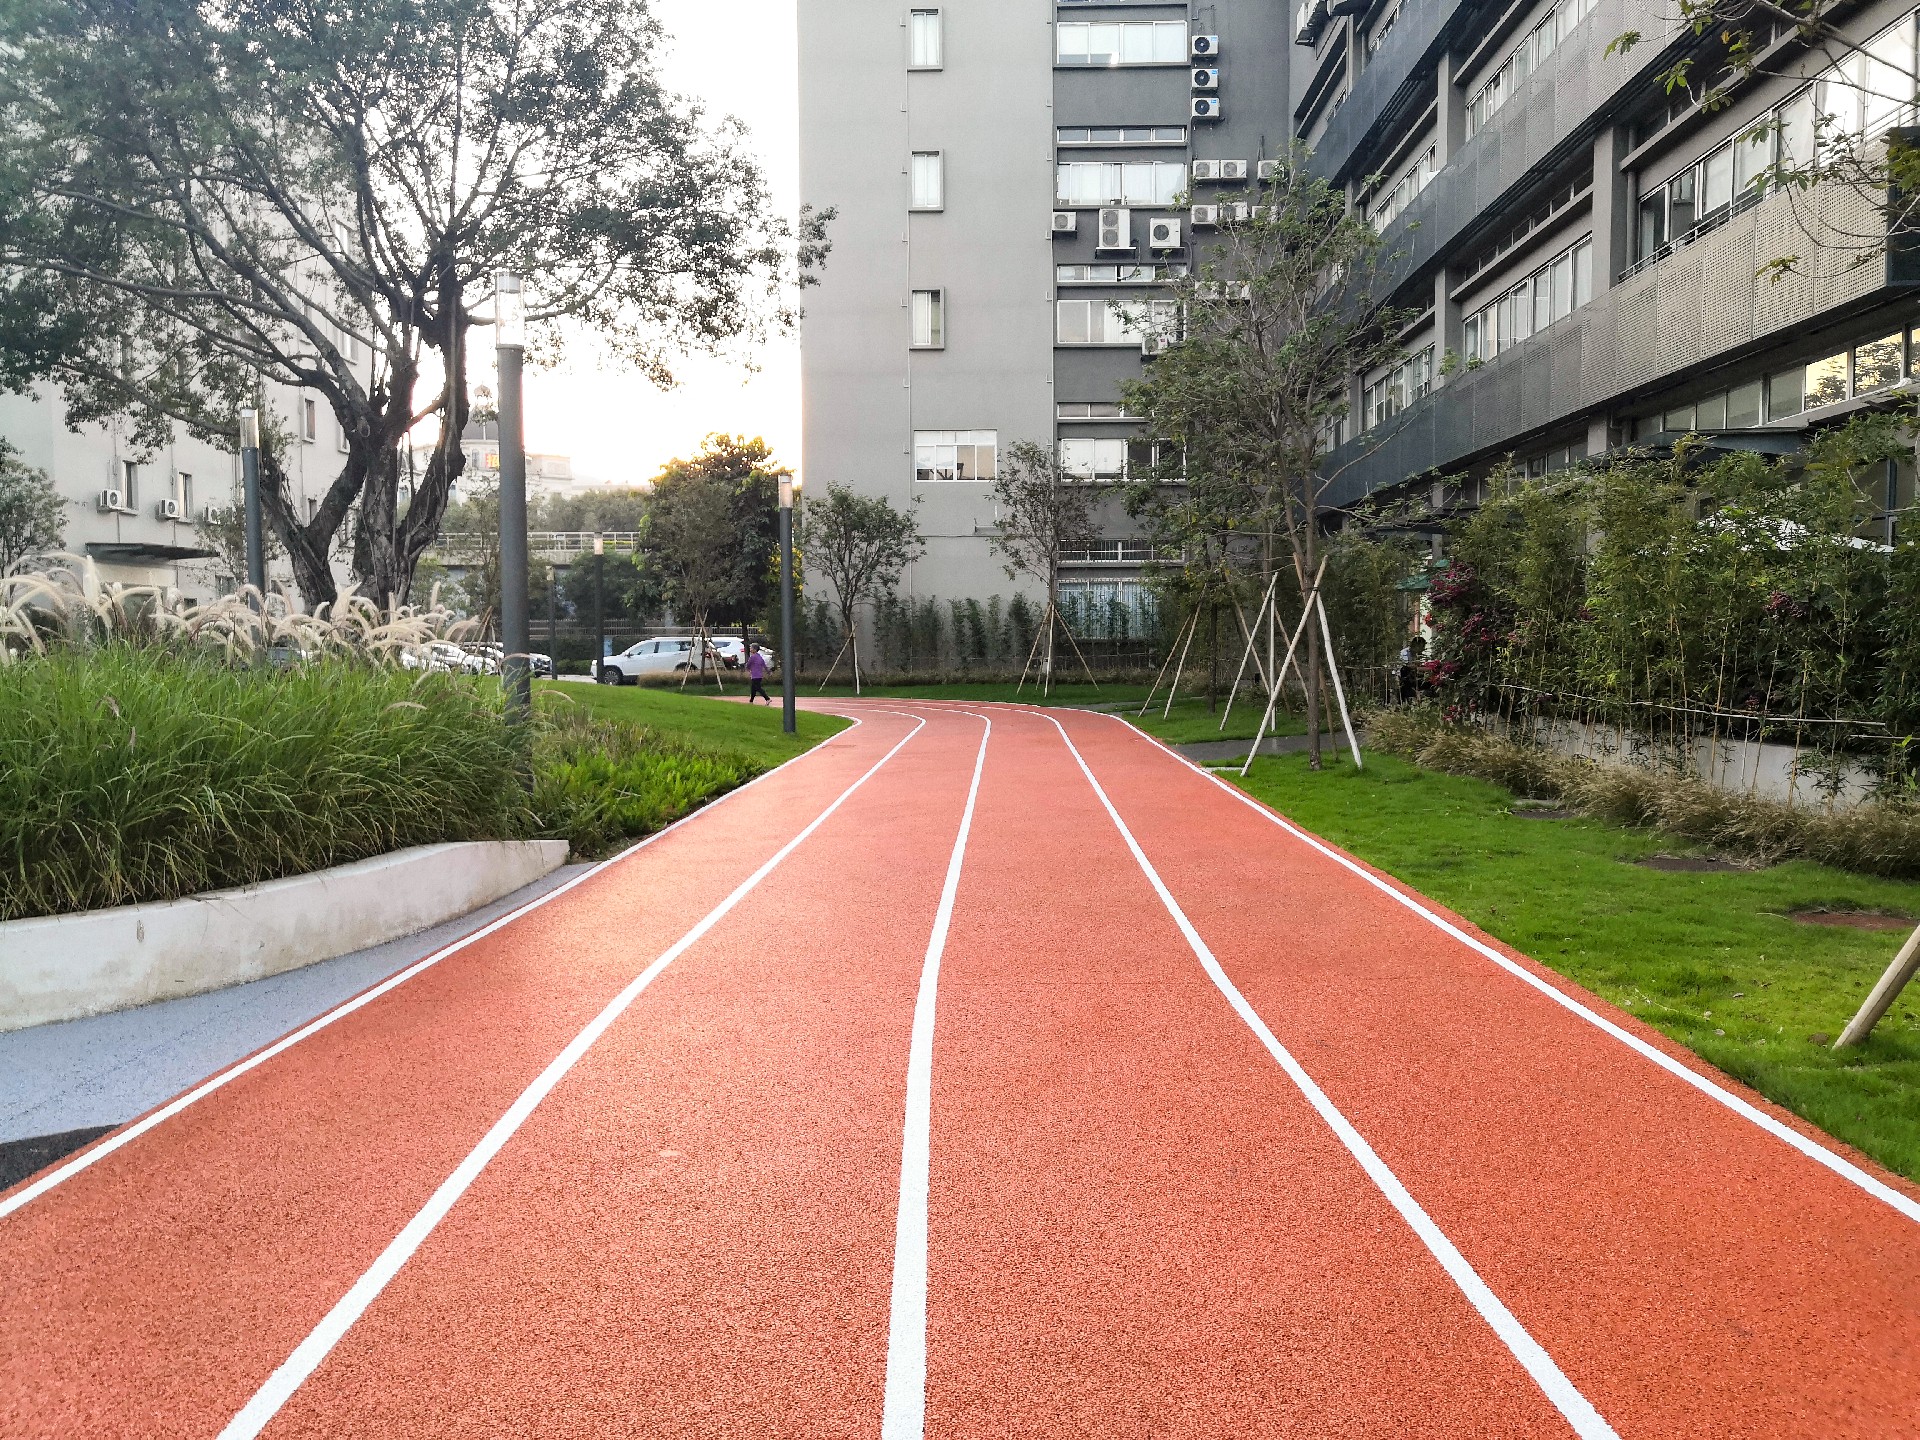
[
  {"xmin": 1240, "ymin": 557, "xmax": 1327, "ymax": 778},
  {"xmin": 1140, "ymin": 607, "xmax": 1201, "ymax": 717},
  {"xmin": 1834, "ymin": 921, "xmax": 1920, "ymax": 1048},
  {"xmin": 1218, "ymin": 571, "xmax": 1279, "ymax": 732},
  {"xmin": 1313, "ymin": 589, "xmax": 1363, "ymax": 768}
]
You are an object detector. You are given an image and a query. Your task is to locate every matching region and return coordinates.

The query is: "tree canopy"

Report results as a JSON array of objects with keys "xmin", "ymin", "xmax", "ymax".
[
  {"xmin": 0, "ymin": 439, "xmax": 62, "ymax": 572},
  {"xmin": 801, "ymin": 483, "xmax": 923, "ymax": 682},
  {"xmin": 0, "ymin": 0, "xmax": 828, "ymax": 606}
]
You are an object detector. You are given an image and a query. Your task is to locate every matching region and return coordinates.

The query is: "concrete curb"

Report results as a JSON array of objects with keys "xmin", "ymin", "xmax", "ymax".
[{"xmin": 0, "ymin": 840, "xmax": 570, "ymax": 1033}]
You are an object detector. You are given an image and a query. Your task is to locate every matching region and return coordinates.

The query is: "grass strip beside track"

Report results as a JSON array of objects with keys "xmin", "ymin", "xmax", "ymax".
[{"xmin": 1225, "ymin": 749, "xmax": 1920, "ymax": 1183}]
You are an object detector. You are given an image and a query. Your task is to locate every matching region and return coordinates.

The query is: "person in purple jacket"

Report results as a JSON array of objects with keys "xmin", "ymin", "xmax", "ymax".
[{"xmin": 745, "ymin": 646, "xmax": 771, "ymax": 704}]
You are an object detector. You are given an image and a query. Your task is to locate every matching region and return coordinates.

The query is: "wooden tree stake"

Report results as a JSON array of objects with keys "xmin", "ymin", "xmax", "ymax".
[{"xmin": 1835, "ymin": 921, "xmax": 1920, "ymax": 1048}]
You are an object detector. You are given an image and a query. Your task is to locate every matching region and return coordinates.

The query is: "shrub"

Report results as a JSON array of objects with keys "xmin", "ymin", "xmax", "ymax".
[{"xmin": 0, "ymin": 647, "xmax": 529, "ymax": 920}]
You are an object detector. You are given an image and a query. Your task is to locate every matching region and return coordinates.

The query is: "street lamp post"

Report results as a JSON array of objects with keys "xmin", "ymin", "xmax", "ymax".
[
  {"xmin": 593, "ymin": 534, "xmax": 606, "ymax": 680},
  {"xmin": 548, "ymin": 563, "xmax": 560, "ymax": 678},
  {"xmin": 238, "ymin": 407, "xmax": 265, "ymax": 601},
  {"xmin": 495, "ymin": 271, "xmax": 531, "ymax": 721},
  {"xmin": 779, "ymin": 476, "xmax": 798, "ymax": 734}
]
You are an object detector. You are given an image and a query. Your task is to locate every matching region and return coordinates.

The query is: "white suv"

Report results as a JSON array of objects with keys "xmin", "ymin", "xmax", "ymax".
[{"xmin": 595, "ymin": 636, "xmax": 711, "ymax": 683}]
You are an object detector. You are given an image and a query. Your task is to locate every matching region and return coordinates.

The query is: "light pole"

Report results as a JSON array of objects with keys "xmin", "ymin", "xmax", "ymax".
[
  {"xmin": 593, "ymin": 533, "xmax": 606, "ymax": 680},
  {"xmin": 548, "ymin": 563, "xmax": 561, "ymax": 678},
  {"xmin": 238, "ymin": 407, "xmax": 265, "ymax": 601},
  {"xmin": 779, "ymin": 475, "xmax": 798, "ymax": 734},
  {"xmin": 495, "ymin": 271, "xmax": 531, "ymax": 721}
]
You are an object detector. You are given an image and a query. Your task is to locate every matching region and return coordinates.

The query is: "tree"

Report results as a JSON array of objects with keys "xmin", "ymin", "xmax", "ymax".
[
  {"xmin": 1123, "ymin": 145, "xmax": 1413, "ymax": 765},
  {"xmin": 801, "ymin": 484, "xmax": 923, "ymax": 690},
  {"xmin": 652, "ymin": 433, "xmax": 787, "ymax": 628},
  {"xmin": 0, "ymin": 439, "xmax": 63, "ymax": 571},
  {"xmin": 1609, "ymin": 2, "xmax": 1920, "ymax": 278},
  {"xmin": 646, "ymin": 464, "xmax": 739, "ymax": 676},
  {"xmin": 0, "ymin": 0, "xmax": 828, "ymax": 608},
  {"xmin": 533, "ymin": 488, "xmax": 652, "ymax": 535},
  {"xmin": 988, "ymin": 438, "xmax": 1101, "ymax": 691}
]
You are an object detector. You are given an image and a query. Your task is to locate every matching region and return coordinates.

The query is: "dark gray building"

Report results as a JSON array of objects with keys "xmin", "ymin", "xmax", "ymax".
[{"xmin": 797, "ymin": 0, "xmax": 1919, "ymax": 618}]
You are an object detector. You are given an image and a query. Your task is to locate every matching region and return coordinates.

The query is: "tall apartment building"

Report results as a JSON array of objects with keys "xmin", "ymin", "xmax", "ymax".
[{"xmin": 797, "ymin": 1, "xmax": 1920, "ymax": 615}]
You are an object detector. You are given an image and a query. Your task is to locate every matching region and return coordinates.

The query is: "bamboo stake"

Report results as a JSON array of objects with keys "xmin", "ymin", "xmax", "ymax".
[
  {"xmin": 1015, "ymin": 606, "xmax": 1048, "ymax": 694},
  {"xmin": 1059, "ymin": 609, "xmax": 1101, "ymax": 690},
  {"xmin": 1139, "ymin": 607, "xmax": 1198, "ymax": 717},
  {"xmin": 1239, "ymin": 559, "xmax": 1328, "ymax": 778},
  {"xmin": 1219, "ymin": 573, "xmax": 1278, "ymax": 731},
  {"xmin": 1314, "ymin": 591, "xmax": 1363, "ymax": 769},
  {"xmin": 1162, "ymin": 607, "xmax": 1200, "ymax": 718},
  {"xmin": 1834, "ymin": 921, "xmax": 1920, "ymax": 1048}
]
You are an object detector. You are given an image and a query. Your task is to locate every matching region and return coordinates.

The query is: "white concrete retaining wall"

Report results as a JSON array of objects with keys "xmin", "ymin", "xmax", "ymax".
[
  {"xmin": 0, "ymin": 840, "xmax": 570, "ymax": 1033},
  {"xmin": 1520, "ymin": 719, "xmax": 1882, "ymax": 809}
]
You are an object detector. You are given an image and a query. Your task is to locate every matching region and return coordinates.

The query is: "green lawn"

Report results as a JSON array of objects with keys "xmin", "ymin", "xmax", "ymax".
[
  {"xmin": 803, "ymin": 680, "xmax": 1150, "ymax": 706},
  {"xmin": 1229, "ymin": 749, "xmax": 1920, "ymax": 1182},
  {"xmin": 536, "ymin": 680, "xmax": 850, "ymax": 766},
  {"xmin": 1129, "ymin": 692, "xmax": 1309, "ymax": 745}
]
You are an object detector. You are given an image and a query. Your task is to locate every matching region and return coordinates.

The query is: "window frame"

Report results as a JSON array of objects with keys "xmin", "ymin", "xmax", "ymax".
[
  {"xmin": 910, "ymin": 151, "xmax": 944, "ymax": 211},
  {"xmin": 912, "ymin": 429, "xmax": 998, "ymax": 483},
  {"xmin": 909, "ymin": 8, "xmax": 942, "ymax": 69},
  {"xmin": 910, "ymin": 288, "xmax": 946, "ymax": 349}
]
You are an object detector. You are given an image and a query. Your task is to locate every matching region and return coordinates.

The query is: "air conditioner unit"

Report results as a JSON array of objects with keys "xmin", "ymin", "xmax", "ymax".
[
  {"xmin": 1191, "ymin": 96, "xmax": 1224, "ymax": 121},
  {"xmin": 1190, "ymin": 159, "xmax": 1220, "ymax": 183},
  {"xmin": 1256, "ymin": 159, "xmax": 1285, "ymax": 182},
  {"xmin": 1191, "ymin": 204, "xmax": 1220, "ymax": 228},
  {"xmin": 200, "ymin": 503, "xmax": 224, "ymax": 522},
  {"xmin": 155, "ymin": 497, "xmax": 183, "ymax": 521},
  {"xmin": 1250, "ymin": 204, "xmax": 1276, "ymax": 221},
  {"xmin": 1191, "ymin": 34, "xmax": 1220, "ymax": 57},
  {"xmin": 1095, "ymin": 206, "xmax": 1132, "ymax": 252},
  {"xmin": 1148, "ymin": 217, "xmax": 1182, "ymax": 252},
  {"xmin": 1220, "ymin": 202, "xmax": 1252, "ymax": 224},
  {"xmin": 1141, "ymin": 334, "xmax": 1170, "ymax": 356},
  {"xmin": 97, "ymin": 487, "xmax": 124, "ymax": 513},
  {"xmin": 1191, "ymin": 67, "xmax": 1219, "ymax": 91},
  {"xmin": 1219, "ymin": 159, "xmax": 1250, "ymax": 182},
  {"xmin": 1051, "ymin": 210, "xmax": 1078, "ymax": 235},
  {"xmin": 1295, "ymin": 0, "xmax": 1330, "ymax": 46}
]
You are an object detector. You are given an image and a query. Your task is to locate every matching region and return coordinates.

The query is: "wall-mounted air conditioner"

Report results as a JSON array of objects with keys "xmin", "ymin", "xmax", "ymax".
[
  {"xmin": 1191, "ymin": 67, "xmax": 1219, "ymax": 91},
  {"xmin": 1191, "ymin": 159, "xmax": 1220, "ymax": 183},
  {"xmin": 1148, "ymin": 218, "xmax": 1182, "ymax": 252},
  {"xmin": 155, "ymin": 497, "xmax": 183, "ymax": 521},
  {"xmin": 1220, "ymin": 202, "xmax": 1251, "ymax": 224},
  {"xmin": 200, "ymin": 503, "xmax": 224, "ymax": 522},
  {"xmin": 1051, "ymin": 210, "xmax": 1078, "ymax": 235},
  {"xmin": 1141, "ymin": 334, "xmax": 1169, "ymax": 356},
  {"xmin": 1191, "ymin": 204, "xmax": 1220, "ymax": 228},
  {"xmin": 1295, "ymin": 0, "xmax": 1330, "ymax": 46},
  {"xmin": 1191, "ymin": 96, "xmax": 1223, "ymax": 121},
  {"xmin": 98, "ymin": 488, "xmax": 124, "ymax": 513},
  {"xmin": 1256, "ymin": 159, "xmax": 1285, "ymax": 182},
  {"xmin": 1191, "ymin": 34, "xmax": 1219, "ymax": 57},
  {"xmin": 1095, "ymin": 207, "xmax": 1132, "ymax": 252},
  {"xmin": 1250, "ymin": 204, "xmax": 1275, "ymax": 221},
  {"xmin": 1219, "ymin": 159, "xmax": 1250, "ymax": 182}
]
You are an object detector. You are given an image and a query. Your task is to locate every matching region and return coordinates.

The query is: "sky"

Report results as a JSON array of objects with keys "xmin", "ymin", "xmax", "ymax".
[{"xmin": 513, "ymin": 0, "xmax": 803, "ymax": 488}]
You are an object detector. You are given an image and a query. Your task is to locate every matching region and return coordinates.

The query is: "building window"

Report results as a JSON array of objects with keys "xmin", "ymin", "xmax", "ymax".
[
  {"xmin": 305, "ymin": 495, "xmax": 320, "ymax": 522},
  {"xmin": 1056, "ymin": 263, "xmax": 1182, "ymax": 284},
  {"xmin": 121, "ymin": 459, "xmax": 138, "ymax": 508},
  {"xmin": 1055, "ymin": 160, "xmax": 1185, "ymax": 206},
  {"xmin": 302, "ymin": 397, "xmax": 318, "ymax": 442},
  {"xmin": 1369, "ymin": 145, "xmax": 1435, "ymax": 229},
  {"xmin": 909, "ymin": 8, "xmax": 942, "ymax": 68},
  {"xmin": 911, "ymin": 151, "xmax": 944, "ymax": 210},
  {"xmin": 1055, "ymin": 297, "xmax": 1177, "ymax": 345},
  {"xmin": 1058, "ymin": 438, "xmax": 1128, "ymax": 477},
  {"xmin": 1461, "ymin": 236, "xmax": 1593, "ymax": 361},
  {"xmin": 1362, "ymin": 346, "xmax": 1434, "ymax": 431},
  {"xmin": 1056, "ymin": 401, "xmax": 1133, "ymax": 419},
  {"xmin": 910, "ymin": 289, "xmax": 945, "ymax": 348},
  {"xmin": 1058, "ymin": 578, "xmax": 1158, "ymax": 638},
  {"xmin": 913, "ymin": 430, "xmax": 996, "ymax": 482},
  {"xmin": 1055, "ymin": 21, "xmax": 1186, "ymax": 66},
  {"xmin": 177, "ymin": 472, "xmax": 193, "ymax": 515},
  {"xmin": 1465, "ymin": 0, "xmax": 1598, "ymax": 138},
  {"xmin": 1055, "ymin": 125, "xmax": 1187, "ymax": 145}
]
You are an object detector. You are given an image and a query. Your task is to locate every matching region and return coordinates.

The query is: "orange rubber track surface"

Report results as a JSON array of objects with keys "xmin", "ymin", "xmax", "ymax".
[{"xmin": 3, "ymin": 701, "xmax": 1918, "ymax": 1437}]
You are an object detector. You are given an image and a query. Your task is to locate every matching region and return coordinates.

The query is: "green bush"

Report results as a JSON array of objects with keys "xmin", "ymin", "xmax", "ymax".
[
  {"xmin": 0, "ymin": 647, "xmax": 529, "ymax": 920},
  {"xmin": 531, "ymin": 706, "xmax": 756, "ymax": 856}
]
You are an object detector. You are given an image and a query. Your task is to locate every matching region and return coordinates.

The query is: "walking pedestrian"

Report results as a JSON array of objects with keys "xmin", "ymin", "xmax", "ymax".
[{"xmin": 746, "ymin": 645, "xmax": 772, "ymax": 704}]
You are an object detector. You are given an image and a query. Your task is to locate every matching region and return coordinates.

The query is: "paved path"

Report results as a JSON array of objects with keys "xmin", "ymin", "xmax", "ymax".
[{"xmin": 3, "ymin": 701, "xmax": 1918, "ymax": 1437}]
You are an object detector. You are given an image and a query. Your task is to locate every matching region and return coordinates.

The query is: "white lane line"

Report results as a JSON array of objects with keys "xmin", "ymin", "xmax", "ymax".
[
  {"xmin": 1036, "ymin": 712, "xmax": 1618, "ymax": 1440},
  {"xmin": 1087, "ymin": 711, "xmax": 1920, "ymax": 1228},
  {"xmin": 881, "ymin": 710, "xmax": 991, "ymax": 1440},
  {"xmin": 0, "ymin": 715, "xmax": 870, "ymax": 1222},
  {"xmin": 214, "ymin": 713, "xmax": 925, "ymax": 1440}
]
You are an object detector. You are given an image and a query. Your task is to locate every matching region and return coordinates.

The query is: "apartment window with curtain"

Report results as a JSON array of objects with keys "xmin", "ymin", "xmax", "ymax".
[
  {"xmin": 911, "ymin": 152, "xmax": 944, "ymax": 210},
  {"xmin": 1055, "ymin": 160, "xmax": 1184, "ymax": 206},
  {"xmin": 909, "ymin": 9, "xmax": 942, "ymax": 68},
  {"xmin": 910, "ymin": 289, "xmax": 945, "ymax": 348}
]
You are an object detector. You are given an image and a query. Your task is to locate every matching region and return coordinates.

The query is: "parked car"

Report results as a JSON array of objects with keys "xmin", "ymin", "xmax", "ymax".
[
  {"xmin": 595, "ymin": 636, "xmax": 717, "ymax": 684},
  {"xmin": 710, "ymin": 637, "xmax": 775, "ymax": 670}
]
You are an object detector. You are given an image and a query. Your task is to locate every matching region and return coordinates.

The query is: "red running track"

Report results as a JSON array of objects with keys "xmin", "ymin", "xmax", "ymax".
[{"xmin": 2, "ymin": 700, "xmax": 1918, "ymax": 1437}]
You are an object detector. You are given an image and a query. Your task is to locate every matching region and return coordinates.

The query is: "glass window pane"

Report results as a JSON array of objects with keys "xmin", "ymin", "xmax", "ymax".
[
  {"xmin": 1766, "ymin": 366, "xmax": 1804, "ymax": 420},
  {"xmin": 1855, "ymin": 333, "xmax": 1903, "ymax": 392},
  {"xmin": 1120, "ymin": 24, "xmax": 1154, "ymax": 63},
  {"xmin": 1735, "ymin": 122, "xmax": 1771, "ymax": 193},
  {"xmin": 909, "ymin": 10, "xmax": 941, "ymax": 67},
  {"xmin": 1056, "ymin": 300, "xmax": 1089, "ymax": 344},
  {"xmin": 1536, "ymin": 14, "xmax": 1556, "ymax": 60},
  {"xmin": 1695, "ymin": 392, "xmax": 1727, "ymax": 429},
  {"xmin": 1805, "ymin": 352, "xmax": 1848, "ymax": 407},
  {"xmin": 1664, "ymin": 404, "xmax": 1695, "ymax": 433},
  {"xmin": 1059, "ymin": 439, "xmax": 1093, "ymax": 476},
  {"xmin": 1152, "ymin": 22, "xmax": 1186, "ymax": 61},
  {"xmin": 1463, "ymin": 314, "xmax": 1481, "ymax": 361},
  {"xmin": 1496, "ymin": 293, "xmax": 1515, "ymax": 350},
  {"xmin": 1778, "ymin": 88, "xmax": 1815, "ymax": 166},
  {"xmin": 1573, "ymin": 238, "xmax": 1593, "ymax": 304},
  {"xmin": 1089, "ymin": 127, "xmax": 1123, "ymax": 143},
  {"xmin": 1155, "ymin": 163, "xmax": 1181, "ymax": 204},
  {"xmin": 912, "ymin": 153, "xmax": 943, "ymax": 209},
  {"xmin": 1727, "ymin": 380, "xmax": 1762, "ymax": 428},
  {"xmin": 1865, "ymin": 23, "xmax": 1914, "ymax": 134},
  {"xmin": 1667, "ymin": 168, "xmax": 1697, "ymax": 234},
  {"xmin": 1702, "ymin": 145, "xmax": 1734, "ymax": 211},
  {"xmin": 1533, "ymin": 272, "xmax": 1552, "ymax": 332},
  {"xmin": 1638, "ymin": 191, "xmax": 1667, "ymax": 256},
  {"xmin": 1551, "ymin": 252, "xmax": 1574, "ymax": 319},
  {"xmin": 1057, "ymin": 23, "xmax": 1086, "ymax": 61},
  {"xmin": 1087, "ymin": 24, "xmax": 1120, "ymax": 63}
]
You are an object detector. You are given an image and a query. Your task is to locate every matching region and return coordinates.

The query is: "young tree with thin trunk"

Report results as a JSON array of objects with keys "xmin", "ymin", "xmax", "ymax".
[
  {"xmin": 646, "ymin": 466, "xmax": 738, "ymax": 683},
  {"xmin": 801, "ymin": 483, "xmax": 923, "ymax": 692},
  {"xmin": 0, "ymin": 441, "xmax": 64, "ymax": 573},
  {"xmin": 0, "ymin": 0, "xmax": 828, "ymax": 608},
  {"xmin": 1124, "ymin": 144, "xmax": 1413, "ymax": 766},
  {"xmin": 988, "ymin": 438, "xmax": 1102, "ymax": 693}
]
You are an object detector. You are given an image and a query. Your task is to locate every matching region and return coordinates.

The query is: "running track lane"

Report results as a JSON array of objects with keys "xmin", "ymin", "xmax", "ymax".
[
  {"xmin": 226, "ymin": 706, "xmax": 993, "ymax": 1437},
  {"xmin": 909, "ymin": 704, "xmax": 1589, "ymax": 1438},
  {"xmin": 1045, "ymin": 705, "xmax": 1920, "ymax": 1437},
  {"xmin": 0, "ymin": 709, "xmax": 919, "ymax": 1438}
]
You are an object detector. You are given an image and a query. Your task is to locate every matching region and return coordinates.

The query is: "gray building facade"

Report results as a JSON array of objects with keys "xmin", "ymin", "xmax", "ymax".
[{"xmin": 798, "ymin": 0, "xmax": 1920, "ymax": 621}]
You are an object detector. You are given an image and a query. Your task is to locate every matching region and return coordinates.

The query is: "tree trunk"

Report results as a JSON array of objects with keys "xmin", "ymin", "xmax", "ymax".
[
  {"xmin": 1305, "ymin": 523, "xmax": 1322, "ymax": 771},
  {"xmin": 1207, "ymin": 601, "xmax": 1219, "ymax": 713}
]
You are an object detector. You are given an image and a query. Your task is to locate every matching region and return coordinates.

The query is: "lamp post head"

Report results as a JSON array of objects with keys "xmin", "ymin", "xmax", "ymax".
[
  {"xmin": 778, "ymin": 476, "xmax": 794, "ymax": 509},
  {"xmin": 238, "ymin": 407, "xmax": 260, "ymax": 451},
  {"xmin": 494, "ymin": 270, "xmax": 525, "ymax": 349},
  {"xmin": 593, "ymin": 534, "xmax": 604, "ymax": 556}
]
